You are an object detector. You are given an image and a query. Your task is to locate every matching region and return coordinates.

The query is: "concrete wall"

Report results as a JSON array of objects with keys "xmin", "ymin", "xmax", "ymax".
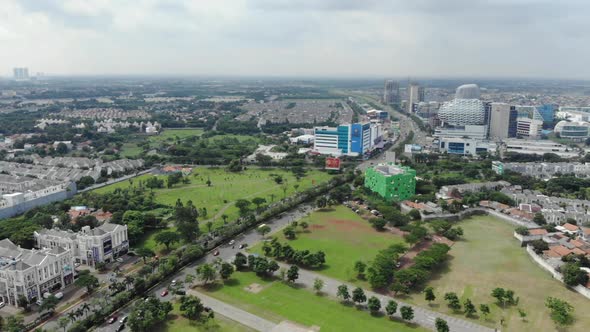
[
  {"xmin": 525, "ymin": 245, "xmax": 590, "ymax": 300},
  {"xmin": 0, "ymin": 183, "xmax": 76, "ymax": 219}
]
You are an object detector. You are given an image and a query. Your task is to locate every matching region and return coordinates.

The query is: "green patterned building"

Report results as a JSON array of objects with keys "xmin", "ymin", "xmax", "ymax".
[{"xmin": 364, "ymin": 163, "xmax": 416, "ymax": 202}]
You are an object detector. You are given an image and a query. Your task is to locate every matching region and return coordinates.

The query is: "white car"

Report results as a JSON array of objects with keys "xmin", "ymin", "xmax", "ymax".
[
  {"xmin": 0, "ymin": 301, "xmax": 5, "ymax": 308},
  {"xmin": 116, "ymin": 258, "xmax": 124, "ymax": 263},
  {"xmin": 228, "ymin": 240, "xmax": 235, "ymax": 246}
]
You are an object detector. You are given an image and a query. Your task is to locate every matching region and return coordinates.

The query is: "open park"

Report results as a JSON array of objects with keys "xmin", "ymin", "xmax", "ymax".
[
  {"xmin": 200, "ymin": 271, "xmax": 426, "ymax": 332},
  {"xmin": 156, "ymin": 302, "xmax": 254, "ymax": 332},
  {"xmin": 120, "ymin": 128, "xmax": 206, "ymax": 157},
  {"xmin": 94, "ymin": 167, "xmax": 333, "ymax": 254},
  {"xmin": 250, "ymin": 205, "xmax": 405, "ymax": 288}
]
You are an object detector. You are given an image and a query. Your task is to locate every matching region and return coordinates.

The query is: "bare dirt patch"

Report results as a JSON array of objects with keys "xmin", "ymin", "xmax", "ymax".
[
  {"xmin": 244, "ymin": 283, "xmax": 264, "ymax": 294},
  {"xmin": 272, "ymin": 321, "xmax": 320, "ymax": 332},
  {"xmin": 326, "ymin": 219, "xmax": 372, "ymax": 232},
  {"xmin": 310, "ymin": 224, "xmax": 326, "ymax": 230}
]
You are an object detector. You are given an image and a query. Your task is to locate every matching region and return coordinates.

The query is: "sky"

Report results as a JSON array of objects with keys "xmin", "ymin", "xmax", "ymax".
[{"xmin": 0, "ymin": 0, "xmax": 588, "ymax": 79}]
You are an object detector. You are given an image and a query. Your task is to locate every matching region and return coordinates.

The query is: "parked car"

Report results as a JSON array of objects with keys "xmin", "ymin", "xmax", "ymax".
[
  {"xmin": 0, "ymin": 301, "xmax": 5, "ymax": 308},
  {"xmin": 175, "ymin": 289, "xmax": 186, "ymax": 295},
  {"xmin": 107, "ymin": 316, "xmax": 118, "ymax": 324},
  {"xmin": 371, "ymin": 210, "xmax": 380, "ymax": 216},
  {"xmin": 54, "ymin": 292, "xmax": 63, "ymax": 300},
  {"xmin": 116, "ymin": 323, "xmax": 126, "ymax": 332},
  {"xmin": 229, "ymin": 240, "xmax": 235, "ymax": 246},
  {"xmin": 74, "ymin": 263, "xmax": 81, "ymax": 268},
  {"xmin": 213, "ymin": 251, "xmax": 220, "ymax": 256},
  {"xmin": 239, "ymin": 243, "xmax": 247, "ymax": 249},
  {"xmin": 119, "ymin": 316, "xmax": 128, "ymax": 324},
  {"xmin": 171, "ymin": 279, "xmax": 177, "ymax": 285},
  {"xmin": 160, "ymin": 290, "xmax": 169, "ymax": 297},
  {"xmin": 116, "ymin": 257, "xmax": 124, "ymax": 263}
]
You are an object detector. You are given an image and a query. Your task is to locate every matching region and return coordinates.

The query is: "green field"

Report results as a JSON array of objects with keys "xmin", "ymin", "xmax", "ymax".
[
  {"xmin": 149, "ymin": 128, "xmax": 204, "ymax": 142},
  {"xmin": 96, "ymin": 167, "xmax": 332, "ymax": 225},
  {"xmin": 156, "ymin": 302, "xmax": 255, "ymax": 332},
  {"xmin": 404, "ymin": 215, "xmax": 590, "ymax": 332},
  {"xmin": 250, "ymin": 205, "xmax": 405, "ymax": 287},
  {"xmin": 202, "ymin": 271, "xmax": 426, "ymax": 332},
  {"xmin": 120, "ymin": 142, "xmax": 144, "ymax": 157}
]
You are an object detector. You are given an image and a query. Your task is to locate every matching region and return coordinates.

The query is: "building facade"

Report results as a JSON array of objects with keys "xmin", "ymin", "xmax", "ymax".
[
  {"xmin": 313, "ymin": 122, "xmax": 383, "ymax": 157},
  {"xmin": 407, "ymin": 83, "xmax": 425, "ymax": 113},
  {"xmin": 0, "ymin": 239, "xmax": 74, "ymax": 307},
  {"xmin": 554, "ymin": 121, "xmax": 590, "ymax": 140},
  {"xmin": 489, "ymin": 103, "xmax": 518, "ymax": 139},
  {"xmin": 34, "ymin": 223, "xmax": 129, "ymax": 267},
  {"xmin": 364, "ymin": 163, "xmax": 416, "ymax": 202},
  {"xmin": 383, "ymin": 80, "xmax": 400, "ymax": 105}
]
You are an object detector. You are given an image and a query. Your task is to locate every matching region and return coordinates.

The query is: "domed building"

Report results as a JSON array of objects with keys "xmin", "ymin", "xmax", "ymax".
[{"xmin": 438, "ymin": 84, "xmax": 485, "ymax": 126}]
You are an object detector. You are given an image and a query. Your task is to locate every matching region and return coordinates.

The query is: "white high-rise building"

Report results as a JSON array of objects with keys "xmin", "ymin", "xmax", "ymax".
[{"xmin": 407, "ymin": 83, "xmax": 425, "ymax": 113}]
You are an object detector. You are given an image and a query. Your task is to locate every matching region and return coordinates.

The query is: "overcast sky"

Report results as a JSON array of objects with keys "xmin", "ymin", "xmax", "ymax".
[{"xmin": 0, "ymin": 0, "xmax": 587, "ymax": 79}]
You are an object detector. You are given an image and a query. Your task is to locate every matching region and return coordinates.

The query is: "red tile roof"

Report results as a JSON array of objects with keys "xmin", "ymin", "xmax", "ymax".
[
  {"xmin": 550, "ymin": 245, "xmax": 572, "ymax": 257},
  {"xmin": 529, "ymin": 228, "xmax": 548, "ymax": 236},
  {"xmin": 543, "ymin": 250, "xmax": 561, "ymax": 258},
  {"xmin": 563, "ymin": 223, "xmax": 579, "ymax": 232}
]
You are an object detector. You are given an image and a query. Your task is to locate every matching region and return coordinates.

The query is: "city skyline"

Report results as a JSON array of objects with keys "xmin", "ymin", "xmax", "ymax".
[{"xmin": 1, "ymin": 0, "xmax": 589, "ymax": 79}]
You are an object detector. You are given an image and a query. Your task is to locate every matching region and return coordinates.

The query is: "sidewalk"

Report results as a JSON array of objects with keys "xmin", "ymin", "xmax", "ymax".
[{"xmin": 189, "ymin": 289, "xmax": 277, "ymax": 332}]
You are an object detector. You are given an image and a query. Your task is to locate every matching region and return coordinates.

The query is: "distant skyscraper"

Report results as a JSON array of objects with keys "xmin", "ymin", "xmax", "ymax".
[
  {"xmin": 383, "ymin": 80, "xmax": 400, "ymax": 105},
  {"xmin": 407, "ymin": 83, "xmax": 425, "ymax": 113},
  {"xmin": 13, "ymin": 67, "xmax": 29, "ymax": 80},
  {"xmin": 536, "ymin": 104, "xmax": 557, "ymax": 126},
  {"xmin": 489, "ymin": 103, "xmax": 518, "ymax": 139}
]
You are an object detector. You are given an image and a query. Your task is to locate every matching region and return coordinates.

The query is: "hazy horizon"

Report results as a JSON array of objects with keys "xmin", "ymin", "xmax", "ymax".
[{"xmin": 1, "ymin": 0, "xmax": 589, "ymax": 79}]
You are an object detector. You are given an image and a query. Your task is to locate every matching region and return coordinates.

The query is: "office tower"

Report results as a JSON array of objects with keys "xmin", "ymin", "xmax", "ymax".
[
  {"xmin": 537, "ymin": 104, "xmax": 557, "ymax": 126},
  {"xmin": 438, "ymin": 84, "xmax": 485, "ymax": 126},
  {"xmin": 516, "ymin": 106, "xmax": 544, "ymax": 139},
  {"xmin": 407, "ymin": 83, "xmax": 425, "ymax": 113},
  {"xmin": 489, "ymin": 103, "xmax": 518, "ymax": 139},
  {"xmin": 13, "ymin": 67, "xmax": 29, "ymax": 80},
  {"xmin": 383, "ymin": 80, "xmax": 400, "ymax": 105}
]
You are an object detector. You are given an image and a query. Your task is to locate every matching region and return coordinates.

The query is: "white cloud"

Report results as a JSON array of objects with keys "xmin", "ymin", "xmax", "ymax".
[{"xmin": 0, "ymin": 0, "xmax": 588, "ymax": 78}]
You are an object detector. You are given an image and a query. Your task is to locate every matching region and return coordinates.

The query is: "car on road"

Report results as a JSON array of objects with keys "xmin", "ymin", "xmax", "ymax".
[
  {"xmin": 160, "ymin": 290, "xmax": 169, "ymax": 297},
  {"xmin": 171, "ymin": 279, "xmax": 177, "ymax": 285},
  {"xmin": 0, "ymin": 301, "xmax": 5, "ymax": 308},
  {"xmin": 119, "ymin": 316, "xmax": 128, "ymax": 324},
  {"xmin": 116, "ymin": 257, "xmax": 124, "ymax": 263},
  {"xmin": 175, "ymin": 289, "xmax": 186, "ymax": 295},
  {"xmin": 228, "ymin": 240, "xmax": 235, "ymax": 246},
  {"xmin": 107, "ymin": 316, "xmax": 118, "ymax": 324},
  {"xmin": 213, "ymin": 250, "xmax": 220, "ymax": 256},
  {"xmin": 74, "ymin": 263, "xmax": 80, "ymax": 268},
  {"xmin": 116, "ymin": 323, "xmax": 126, "ymax": 332},
  {"xmin": 239, "ymin": 243, "xmax": 247, "ymax": 249}
]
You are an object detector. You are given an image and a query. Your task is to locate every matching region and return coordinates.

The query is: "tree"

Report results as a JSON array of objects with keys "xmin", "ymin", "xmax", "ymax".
[
  {"xmin": 235, "ymin": 199, "xmax": 251, "ymax": 216},
  {"xmin": 533, "ymin": 212, "xmax": 546, "ymax": 225},
  {"xmin": 562, "ymin": 262, "xmax": 589, "ymax": 286},
  {"xmin": 206, "ymin": 221, "xmax": 213, "ymax": 233},
  {"xmin": 300, "ymin": 221, "xmax": 309, "ymax": 231},
  {"xmin": 424, "ymin": 287, "xmax": 436, "ymax": 305},
  {"xmin": 136, "ymin": 247, "xmax": 155, "ymax": 263},
  {"xmin": 400, "ymin": 306, "xmax": 414, "ymax": 321},
  {"xmin": 257, "ymin": 225, "xmax": 271, "ymax": 238},
  {"xmin": 58, "ymin": 317, "xmax": 69, "ymax": 332},
  {"xmin": 179, "ymin": 295, "xmax": 205, "ymax": 320},
  {"xmin": 313, "ymin": 278, "xmax": 324, "ymax": 294},
  {"xmin": 337, "ymin": 284, "xmax": 350, "ymax": 302},
  {"xmin": 545, "ymin": 297, "xmax": 574, "ymax": 327},
  {"xmin": 491, "ymin": 288, "xmax": 506, "ymax": 307},
  {"xmin": 75, "ymin": 271, "xmax": 99, "ymax": 294},
  {"xmin": 352, "ymin": 287, "xmax": 366, "ymax": 305},
  {"xmin": 283, "ymin": 226, "xmax": 296, "ymax": 239},
  {"xmin": 354, "ymin": 261, "xmax": 366, "ymax": 279},
  {"xmin": 463, "ymin": 298, "xmax": 477, "ymax": 317},
  {"xmin": 408, "ymin": 209, "xmax": 421, "ymax": 220},
  {"xmin": 56, "ymin": 142, "xmax": 69, "ymax": 154},
  {"xmin": 17, "ymin": 295, "xmax": 29, "ymax": 311},
  {"xmin": 220, "ymin": 262, "xmax": 234, "ymax": 280},
  {"xmin": 287, "ymin": 265, "xmax": 299, "ymax": 282},
  {"xmin": 234, "ymin": 252, "xmax": 248, "ymax": 270},
  {"xmin": 252, "ymin": 197, "xmax": 267, "ymax": 210},
  {"xmin": 518, "ymin": 308, "xmax": 527, "ymax": 321},
  {"xmin": 197, "ymin": 264, "xmax": 217, "ymax": 284},
  {"xmin": 444, "ymin": 292, "xmax": 461, "ymax": 311},
  {"xmin": 435, "ymin": 318, "xmax": 449, "ymax": 332},
  {"xmin": 221, "ymin": 214, "xmax": 228, "ymax": 224},
  {"xmin": 369, "ymin": 217, "xmax": 387, "ymax": 231},
  {"xmin": 316, "ymin": 197, "xmax": 327, "ymax": 209},
  {"xmin": 40, "ymin": 295, "xmax": 59, "ymax": 313},
  {"xmin": 367, "ymin": 296, "xmax": 381, "ymax": 314},
  {"xmin": 479, "ymin": 304, "xmax": 490, "ymax": 318},
  {"xmin": 154, "ymin": 231, "xmax": 180, "ymax": 251},
  {"xmin": 385, "ymin": 300, "xmax": 398, "ymax": 317}
]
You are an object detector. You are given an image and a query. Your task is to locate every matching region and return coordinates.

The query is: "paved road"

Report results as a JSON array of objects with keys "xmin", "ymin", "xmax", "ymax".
[
  {"xmin": 189, "ymin": 289, "xmax": 277, "ymax": 332},
  {"xmin": 93, "ymin": 204, "xmax": 315, "ymax": 332}
]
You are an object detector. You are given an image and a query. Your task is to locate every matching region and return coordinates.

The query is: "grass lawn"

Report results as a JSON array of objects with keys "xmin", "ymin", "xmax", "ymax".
[
  {"xmin": 132, "ymin": 226, "xmax": 181, "ymax": 254},
  {"xmin": 95, "ymin": 167, "xmax": 332, "ymax": 228},
  {"xmin": 149, "ymin": 128, "xmax": 204, "ymax": 143},
  {"xmin": 120, "ymin": 142, "xmax": 143, "ymax": 157},
  {"xmin": 157, "ymin": 302, "xmax": 255, "ymax": 332},
  {"xmin": 404, "ymin": 215, "xmax": 590, "ymax": 332},
  {"xmin": 250, "ymin": 205, "xmax": 405, "ymax": 288},
  {"xmin": 202, "ymin": 271, "xmax": 426, "ymax": 332}
]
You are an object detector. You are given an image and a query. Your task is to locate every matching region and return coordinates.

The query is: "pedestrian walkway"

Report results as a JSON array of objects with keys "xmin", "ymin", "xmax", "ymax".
[{"xmin": 189, "ymin": 289, "xmax": 277, "ymax": 332}]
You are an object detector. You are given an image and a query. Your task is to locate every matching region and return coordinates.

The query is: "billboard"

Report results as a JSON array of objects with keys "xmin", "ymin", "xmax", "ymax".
[{"xmin": 325, "ymin": 157, "xmax": 341, "ymax": 170}]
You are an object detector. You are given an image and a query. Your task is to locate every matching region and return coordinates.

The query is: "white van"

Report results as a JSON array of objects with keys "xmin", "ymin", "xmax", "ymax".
[{"xmin": 55, "ymin": 292, "xmax": 63, "ymax": 300}]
